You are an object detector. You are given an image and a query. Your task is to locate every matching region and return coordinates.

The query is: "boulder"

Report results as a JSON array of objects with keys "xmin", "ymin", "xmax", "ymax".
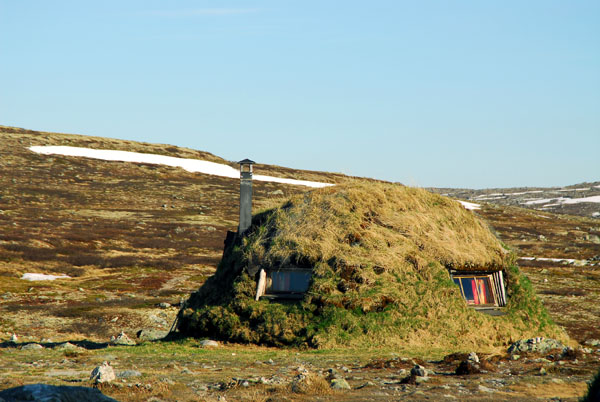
[
  {"xmin": 90, "ymin": 361, "xmax": 116, "ymax": 384},
  {"xmin": 456, "ymin": 360, "xmax": 481, "ymax": 375},
  {"xmin": 117, "ymin": 370, "xmax": 142, "ymax": 379},
  {"xmin": 507, "ymin": 337, "xmax": 565, "ymax": 354},
  {"xmin": 136, "ymin": 329, "xmax": 168, "ymax": 341},
  {"xmin": 0, "ymin": 384, "xmax": 118, "ymax": 401},
  {"xmin": 585, "ymin": 339, "xmax": 600, "ymax": 347},
  {"xmin": 410, "ymin": 365, "xmax": 427, "ymax": 377},
  {"xmin": 53, "ymin": 342, "xmax": 82, "ymax": 351},
  {"xmin": 21, "ymin": 343, "xmax": 43, "ymax": 351},
  {"xmin": 111, "ymin": 331, "xmax": 136, "ymax": 346},
  {"xmin": 199, "ymin": 339, "xmax": 219, "ymax": 347},
  {"xmin": 330, "ymin": 378, "xmax": 351, "ymax": 389}
]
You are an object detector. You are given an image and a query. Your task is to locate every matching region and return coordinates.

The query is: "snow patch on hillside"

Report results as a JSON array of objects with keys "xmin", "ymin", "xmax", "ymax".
[
  {"xmin": 22, "ymin": 273, "xmax": 71, "ymax": 281},
  {"xmin": 29, "ymin": 146, "xmax": 334, "ymax": 188},
  {"xmin": 524, "ymin": 196, "xmax": 600, "ymax": 206},
  {"xmin": 458, "ymin": 200, "xmax": 481, "ymax": 210}
]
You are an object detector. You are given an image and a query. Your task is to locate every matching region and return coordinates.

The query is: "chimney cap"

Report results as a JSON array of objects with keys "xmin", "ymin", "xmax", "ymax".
[{"xmin": 238, "ymin": 158, "xmax": 256, "ymax": 165}]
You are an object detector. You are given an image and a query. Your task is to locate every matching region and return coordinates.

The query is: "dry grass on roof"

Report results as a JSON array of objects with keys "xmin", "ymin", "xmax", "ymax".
[{"xmin": 246, "ymin": 181, "xmax": 505, "ymax": 272}]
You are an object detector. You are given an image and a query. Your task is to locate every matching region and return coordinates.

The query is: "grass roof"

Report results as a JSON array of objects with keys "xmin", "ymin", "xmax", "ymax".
[{"xmin": 178, "ymin": 181, "xmax": 566, "ymax": 351}]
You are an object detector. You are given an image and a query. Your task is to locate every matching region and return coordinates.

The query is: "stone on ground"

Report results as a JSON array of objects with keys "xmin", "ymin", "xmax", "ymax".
[
  {"xmin": 110, "ymin": 331, "xmax": 136, "ymax": 346},
  {"xmin": 200, "ymin": 339, "xmax": 219, "ymax": 347},
  {"xmin": 508, "ymin": 337, "xmax": 565, "ymax": 354},
  {"xmin": 0, "ymin": 384, "xmax": 118, "ymax": 401},
  {"xmin": 90, "ymin": 361, "xmax": 116, "ymax": 384}
]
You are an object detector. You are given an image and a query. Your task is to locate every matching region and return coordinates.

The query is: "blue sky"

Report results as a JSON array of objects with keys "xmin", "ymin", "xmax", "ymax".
[{"xmin": 1, "ymin": 1, "xmax": 598, "ymax": 188}]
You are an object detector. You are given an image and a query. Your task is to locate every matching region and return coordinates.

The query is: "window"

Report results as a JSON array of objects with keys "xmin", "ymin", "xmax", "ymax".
[
  {"xmin": 268, "ymin": 270, "xmax": 311, "ymax": 293},
  {"xmin": 451, "ymin": 271, "xmax": 506, "ymax": 307},
  {"xmin": 255, "ymin": 267, "xmax": 312, "ymax": 300}
]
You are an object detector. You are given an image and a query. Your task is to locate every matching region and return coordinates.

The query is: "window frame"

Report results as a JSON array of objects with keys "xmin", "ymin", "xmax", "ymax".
[
  {"xmin": 450, "ymin": 271, "xmax": 506, "ymax": 307},
  {"xmin": 256, "ymin": 267, "xmax": 313, "ymax": 300}
]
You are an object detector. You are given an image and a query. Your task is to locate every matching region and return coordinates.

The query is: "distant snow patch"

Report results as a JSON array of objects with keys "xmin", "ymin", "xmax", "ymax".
[
  {"xmin": 29, "ymin": 146, "xmax": 334, "ymax": 189},
  {"xmin": 473, "ymin": 196, "xmax": 506, "ymax": 201},
  {"xmin": 558, "ymin": 187, "xmax": 591, "ymax": 192},
  {"xmin": 458, "ymin": 200, "xmax": 480, "ymax": 210},
  {"xmin": 524, "ymin": 196, "xmax": 600, "ymax": 206},
  {"xmin": 22, "ymin": 273, "xmax": 71, "ymax": 281},
  {"xmin": 518, "ymin": 257, "xmax": 577, "ymax": 263},
  {"xmin": 563, "ymin": 195, "xmax": 600, "ymax": 204},
  {"xmin": 508, "ymin": 190, "xmax": 544, "ymax": 196},
  {"xmin": 524, "ymin": 198, "xmax": 561, "ymax": 205}
]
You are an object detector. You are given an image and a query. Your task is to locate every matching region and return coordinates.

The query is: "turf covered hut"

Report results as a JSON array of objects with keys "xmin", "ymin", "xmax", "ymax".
[{"xmin": 177, "ymin": 182, "xmax": 562, "ymax": 350}]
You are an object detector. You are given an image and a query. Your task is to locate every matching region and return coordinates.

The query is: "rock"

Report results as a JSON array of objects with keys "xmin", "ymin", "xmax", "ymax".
[
  {"xmin": 136, "ymin": 329, "xmax": 168, "ymax": 341},
  {"xmin": 456, "ymin": 360, "xmax": 481, "ymax": 375},
  {"xmin": 478, "ymin": 385, "xmax": 495, "ymax": 393},
  {"xmin": 111, "ymin": 331, "xmax": 136, "ymax": 346},
  {"xmin": 21, "ymin": 343, "xmax": 43, "ymax": 350},
  {"xmin": 158, "ymin": 302, "xmax": 171, "ymax": 309},
  {"xmin": 592, "ymin": 212, "xmax": 600, "ymax": 218},
  {"xmin": 585, "ymin": 339, "xmax": 600, "ymax": 347},
  {"xmin": 511, "ymin": 354, "xmax": 520, "ymax": 361},
  {"xmin": 149, "ymin": 314, "xmax": 168, "ymax": 327},
  {"xmin": 585, "ymin": 234, "xmax": 600, "ymax": 244},
  {"xmin": 117, "ymin": 370, "xmax": 142, "ymax": 379},
  {"xmin": 538, "ymin": 235, "xmax": 547, "ymax": 241},
  {"xmin": 467, "ymin": 352, "xmax": 480, "ymax": 363},
  {"xmin": 331, "ymin": 378, "xmax": 351, "ymax": 389},
  {"xmin": 53, "ymin": 342, "xmax": 81, "ymax": 351},
  {"xmin": 507, "ymin": 337, "xmax": 565, "ymax": 354},
  {"xmin": 539, "ymin": 367, "xmax": 547, "ymax": 375},
  {"xmin": 199, "ymin": 339, "xmax": 219, "ymax": 347},
  {"xmin": 9, "ymin": 333, "xmax": 18, "ymax": 342},
  {"xmin": 90, "ymin": 361, "xmax": 116, "ymax": 384},
  {"xmin": 0, "ymin": 384, "xmax": 118, "ymax": 401},
  {"xmin": 326, "ymin": 368, "xmax": 339, "ymax": 379},
  {"xmin": 410, "ymin": 365, "xmax": 426, "ymax": 377},
  {"xmin": 269, "ymin": 190, "xmax": 284, "ymax": 196}
]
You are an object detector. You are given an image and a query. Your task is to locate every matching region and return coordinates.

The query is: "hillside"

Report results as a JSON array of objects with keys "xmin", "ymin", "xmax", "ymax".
[
  {"xmin": 0, "ymin": 126, "xmax": 599, "ymax": 401},
  {"xmin": 430, "ymin": 183, "xmax": 600, "ymax": 219}
]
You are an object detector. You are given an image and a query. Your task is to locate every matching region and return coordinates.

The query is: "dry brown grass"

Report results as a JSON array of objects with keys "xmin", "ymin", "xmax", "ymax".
[{"xmin": 245, "ymin": 181, "xmax": 505, "ymax": 271}]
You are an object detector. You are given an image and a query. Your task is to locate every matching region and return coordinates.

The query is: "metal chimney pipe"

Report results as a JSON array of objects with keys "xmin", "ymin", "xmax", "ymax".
[{"xmin": 238, "ymin": 159, "xmax": 255, "ymax": 234}]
